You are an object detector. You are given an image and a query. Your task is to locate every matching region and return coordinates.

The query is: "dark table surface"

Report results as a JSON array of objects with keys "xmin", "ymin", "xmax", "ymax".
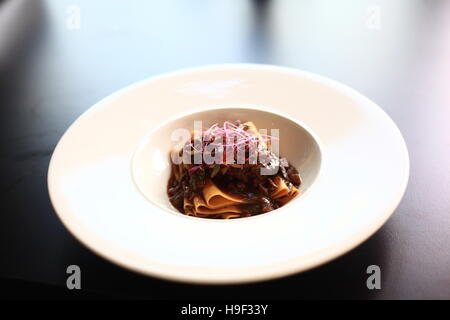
[{"xmin": 1, "ymin": 0, "xmax": 449, "ymax": 300}]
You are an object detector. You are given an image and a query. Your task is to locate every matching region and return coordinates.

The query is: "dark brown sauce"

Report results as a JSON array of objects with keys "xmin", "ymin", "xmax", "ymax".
[{"xmin": 167, "ymin": 161, "xmax": 301, "ymax": 218}]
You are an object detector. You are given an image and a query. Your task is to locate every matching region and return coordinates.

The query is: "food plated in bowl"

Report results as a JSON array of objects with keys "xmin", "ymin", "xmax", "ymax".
[
  {"xmin": 167, "ymin": 120, "xmax": 302, "ymax": 219},
  {"xmin": 48, "ymin": 64, "xmax": 409, "ymax": 284}
]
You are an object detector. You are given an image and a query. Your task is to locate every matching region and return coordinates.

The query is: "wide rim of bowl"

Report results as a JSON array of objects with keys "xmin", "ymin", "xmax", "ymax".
[{"xmin": 48, "ymin": 63, "xmax": 410, "ymax": 284}]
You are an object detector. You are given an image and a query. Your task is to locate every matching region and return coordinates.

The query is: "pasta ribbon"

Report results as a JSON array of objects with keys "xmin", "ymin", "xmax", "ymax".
[{"xmin": 202, "ymin": 179, "xmax": 250, "ymax": 209}]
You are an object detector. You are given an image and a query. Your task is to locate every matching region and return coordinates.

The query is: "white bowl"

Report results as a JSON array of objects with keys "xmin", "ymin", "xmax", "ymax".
[{"xmin": 48, "ymin": 64, "xmax": 409, "ymax": 284}]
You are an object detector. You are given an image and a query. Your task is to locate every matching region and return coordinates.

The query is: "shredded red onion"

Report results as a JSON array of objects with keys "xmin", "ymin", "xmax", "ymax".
[{"xmin": 188, "ymin": 165, "xmax": 202, "ymax": 175}]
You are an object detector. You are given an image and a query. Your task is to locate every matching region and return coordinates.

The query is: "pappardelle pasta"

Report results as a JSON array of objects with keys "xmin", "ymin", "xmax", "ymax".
[{"xmin": 167, "ymin": 121, "xmax": 301, "ymax": 219}]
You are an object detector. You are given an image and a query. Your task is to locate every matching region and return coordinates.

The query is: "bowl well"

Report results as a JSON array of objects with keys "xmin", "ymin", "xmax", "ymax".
[{"xmin": 131, "ymin": 106, "xmax": 323, "ymax": 216}]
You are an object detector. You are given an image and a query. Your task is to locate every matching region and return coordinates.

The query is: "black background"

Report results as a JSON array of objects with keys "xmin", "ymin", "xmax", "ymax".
[{"xmin": 0, "ymin": 0, "xmax": 449, "ymax": 299}]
